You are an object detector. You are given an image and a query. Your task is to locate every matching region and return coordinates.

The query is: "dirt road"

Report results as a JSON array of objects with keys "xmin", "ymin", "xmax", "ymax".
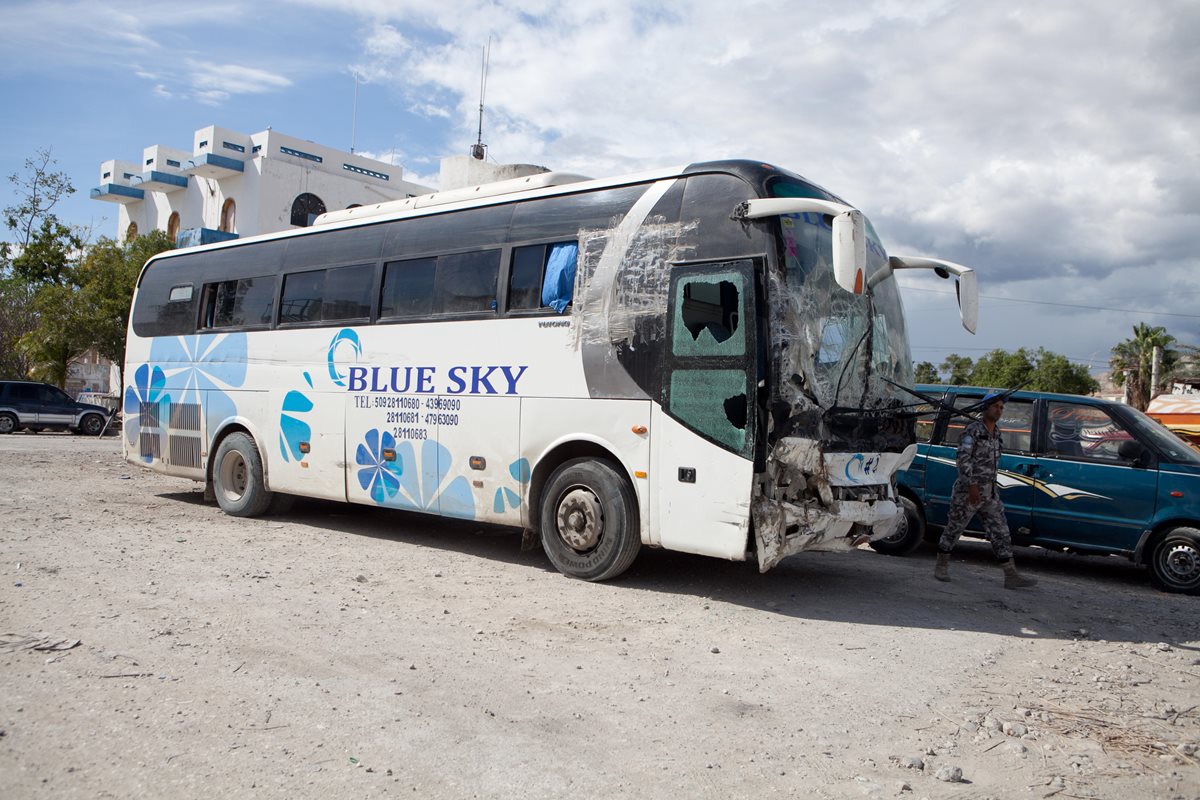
[{"xmin": 1, "ymin": 434, "xmax": 1197, "ymax": 799}]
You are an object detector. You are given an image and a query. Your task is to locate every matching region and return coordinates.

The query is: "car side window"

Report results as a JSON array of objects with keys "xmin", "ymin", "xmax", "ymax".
[
  {"xmin": 915, "ymin": 400, "xmax": 940, "ymax": 443},
  {"xmin": 941, "ymin": 396, "xmax": 1033, "ymax": 452},
  {"xmin": 1046, "ymin": 401, "xmax": 1133, "ymax": 462}
]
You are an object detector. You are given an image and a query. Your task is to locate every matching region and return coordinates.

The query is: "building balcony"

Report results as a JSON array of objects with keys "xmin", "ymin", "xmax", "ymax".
[
  {"xmin": 181, "ymin": 153, "xmax": 245, "ymax": 180},
  {"xmin": 138, "ymin": 170, "xmax": 188, "ymax": 193},
  {"xmin": 176, "ymin": 227, "xmax": 239, "ymax": 248},
  {"xmin": 90, "ymin": 183, "xmax": 145, "ymax": 204}
]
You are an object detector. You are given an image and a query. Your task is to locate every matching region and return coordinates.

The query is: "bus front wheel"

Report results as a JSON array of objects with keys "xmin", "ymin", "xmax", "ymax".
[
  {"xmin": 539, "ymin": 458, "xmax": 641, "ymax": 581},
  {"xmin": 213, "ymin": 432, "xmax": 274, "ymax": 517}
]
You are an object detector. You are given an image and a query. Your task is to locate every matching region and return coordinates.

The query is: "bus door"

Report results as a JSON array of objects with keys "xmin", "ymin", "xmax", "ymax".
[{"xmin": 651, "ymin": 260, "xmax": 759, "ymax": 560}]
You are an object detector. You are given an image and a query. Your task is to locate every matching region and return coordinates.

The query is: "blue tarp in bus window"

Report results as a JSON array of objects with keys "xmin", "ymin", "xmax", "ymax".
[{"xmin": 541, "ymin": 242, "xmax": 578, "ymax": 314}]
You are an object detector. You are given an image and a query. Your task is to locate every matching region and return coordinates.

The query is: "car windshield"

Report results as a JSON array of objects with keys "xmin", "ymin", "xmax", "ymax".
[
  {"xmin": 1120, "ymin": 405, "xmax": 1200, "ymax": 464},
  {"xmin": 769, "ymin": 179, "xmax": 913, "ymax": 410}
]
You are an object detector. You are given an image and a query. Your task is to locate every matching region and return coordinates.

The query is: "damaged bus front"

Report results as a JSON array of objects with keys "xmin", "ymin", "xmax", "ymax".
[{"xmin": 739, "ymin": 179, "xmax": 977, "ymax": 570}]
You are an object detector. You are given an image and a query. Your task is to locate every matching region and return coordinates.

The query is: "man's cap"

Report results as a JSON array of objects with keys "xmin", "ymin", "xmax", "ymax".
[{"xmin": 982, "ymin": 390, "xmax": 1006, "ymax": 406}]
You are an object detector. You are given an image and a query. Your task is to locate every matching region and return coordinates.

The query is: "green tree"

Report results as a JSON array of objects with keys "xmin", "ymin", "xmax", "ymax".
[
  {"xmin": 940, "ymin": 353, "xmax": 973, "ymax": 384},
  {"xmin": 1111, "ymin": 323, "xmax": 1178, "ymax": 410},
  {"xmin": 1027, "ymin": 348, "xmax": 1098, "ymax": 395},
  {"xmin": 0, "ymin": 275, "xmax": 37, "ymax": 378},
  {"xmin": 913, "ymin": 361, "xmax": 939, "ymax": 383},
  {"xmin": 18, "ymin": 282, "xmax": 89, "ymax": 387},
  {"xmin": 77, "ymin": 230, "xmax": 174, "ymax": 364},
  {"xmin": 970, "ymin": 348, "xmax": 1034, "ymax": 388},
  {"xmin": 1, "ymin": 148, "xmax": 75, "ymax": 259},
  {"xmin": 1, "ymin": 149, "xmax": 79, "ymax": 380},
  {"xmin": 9, "ymin": 217, "xmax": 81, "ymax": 286}
]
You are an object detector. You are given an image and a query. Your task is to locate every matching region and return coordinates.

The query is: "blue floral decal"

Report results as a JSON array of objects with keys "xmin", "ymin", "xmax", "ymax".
[
  {"xmin": 279, "ymin": 372, "xmax": 314, "ymax": 462},
  {"xmin": 359, "ymin": 437, "xmax": 475, "ymax": 519},
  {"xmin": 149, "ymin": 333, "xmax": 248, "ymax": 434},
  {"xmin": 327, "ymin": 328, "xmax": 361, "ymax": 387},
  {"xmin": 123, "ymin": 363, "xmax": 169, "ymax": 462},
  {"xmin": 493, "ymin": 457, "xmax": 531, "ymax": 514},
  {"xmin": 356, "ymin": 429, "xmax": 404, "ymax": 503}
]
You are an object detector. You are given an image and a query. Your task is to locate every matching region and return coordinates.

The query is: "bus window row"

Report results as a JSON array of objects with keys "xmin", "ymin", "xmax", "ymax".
[{"xmin": 178, "ymin": 240, "xmax": 580, "ymax": 333}]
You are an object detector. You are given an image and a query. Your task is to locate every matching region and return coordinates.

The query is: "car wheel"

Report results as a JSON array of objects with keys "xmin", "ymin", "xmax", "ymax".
[
  {"xmin": 212, "ymin": 432, "xmax": 274, "ymax": 517},
  {"xmin": 78, "ymin": 413, "xmax": 105, "ymax": 436},
  {"xmin": 0, "ymin": 413, "xmax": 16, "ymax": 435},
  {"xmin": 1149, "ymin": 527, "xmax": 1200, "ymax": 595},
  {"xmin": 539, "ymin": 458, "xmax": 641, "ymax": 581},
  {"xmin": 870, "ymin": 495, "xmax": 926, "ymax": 556}
]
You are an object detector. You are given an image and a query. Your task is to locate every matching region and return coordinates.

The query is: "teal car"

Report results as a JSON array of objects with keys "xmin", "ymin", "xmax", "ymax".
[{"xmin": 875, "ymin": 385, "xmax": 1200, "ymax": 594}]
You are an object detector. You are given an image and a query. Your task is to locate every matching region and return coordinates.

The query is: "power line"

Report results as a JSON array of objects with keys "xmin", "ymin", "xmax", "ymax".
[{"xmin": 904, "ymin": 286, "xmax": 1200, "ymax": 319}]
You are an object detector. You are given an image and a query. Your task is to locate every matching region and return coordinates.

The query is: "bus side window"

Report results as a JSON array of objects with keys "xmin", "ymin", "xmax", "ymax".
[
  {"xmin": 323, "ymin": 263, "xmax": 374, "ymax": 321},
  {"xmin": 509, "ymin": 241, "xmax": 578, "ymax": 313},
  {"xmin": 541, "ymin": 242, "xmax": 577, "ymax": 313},
  {"xmin": 201, "ymin": 276, "xmax": 275, "ymax": 329},
  {"xmin": 280, "ymin": 270, "xmax": 324, "ymax": 324},
  {"xmin": 434, "ymin": 250, "xmax": 501, "ymax": 314},
  {"xmin": 672, "ymin": 274, "xmax": 745, "ymax": 357},
  {"xmin": 508, "ymin": 244, "xmax": 547, "ymax": 310},
  {"xmin": 380, "ymin": 257, "xmax": 436, "ymax": 319}
]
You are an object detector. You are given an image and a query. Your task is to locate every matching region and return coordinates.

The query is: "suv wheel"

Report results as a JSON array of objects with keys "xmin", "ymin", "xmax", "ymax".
[{"xmin": 1149, "ymin": 527, "xmax": 1200, "ymax": 595}]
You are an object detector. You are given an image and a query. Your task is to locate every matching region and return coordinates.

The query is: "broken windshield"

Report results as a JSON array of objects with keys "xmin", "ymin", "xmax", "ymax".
[{"xmin": 768, "ymin": 180, "xmax": 913, "ymax": 417}]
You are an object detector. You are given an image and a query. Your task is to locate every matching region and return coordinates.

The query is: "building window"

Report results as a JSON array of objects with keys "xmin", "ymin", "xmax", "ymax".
[
  {"xmin": 125, "ymin": 222, "xmax": 138, "ymax": 240},
  {"xmin": 166, "ymin": 159, "xmax": 181, "ymax": 168},
  {"xmin": 343, "ymin": 163, "xmax": 389, "ymax": 181},
  {"xmin": 280, "ymin": 146, "xmax": 323, "ymax": 163},
  {"xmin": 220, "ymin": 198, "xmax": 236, "ymax": 233},
  {"xmin": 167, "ymin": 212, "xmax": 181, "ymax": 243},
  {"xmin": 290, "ymin": 193, "xmax": 327, "ymax": 227},
  {"xmin": 146, "ymin": 158, "xmax": 154, "ymax": 166}
]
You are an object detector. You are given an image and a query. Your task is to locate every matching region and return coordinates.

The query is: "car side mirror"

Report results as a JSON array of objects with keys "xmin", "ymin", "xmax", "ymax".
[{"xmin": 1118, "ymin": 439, "xmax": 1151, "ymax": 467}]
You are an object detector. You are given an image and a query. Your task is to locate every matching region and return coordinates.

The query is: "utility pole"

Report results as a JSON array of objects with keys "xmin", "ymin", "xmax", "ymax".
[{"xmin": 1151, "ymin": 346, "xmax": 1162, "ymax": 400}]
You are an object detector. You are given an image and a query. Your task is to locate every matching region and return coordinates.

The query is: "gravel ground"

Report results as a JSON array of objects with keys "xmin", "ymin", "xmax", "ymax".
[{"xmin": 1, "ymin": 433, "xmax": 1198, "ymax": 799}]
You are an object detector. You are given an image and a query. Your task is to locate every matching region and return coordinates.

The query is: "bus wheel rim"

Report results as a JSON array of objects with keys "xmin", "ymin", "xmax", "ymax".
[
  {"xmin": 219, "ymin": 451, "xmax": 248, "ymax": 502},
  {"xmin": 556, "ymin": 488, "xmax": 603, "ymax": 551}
]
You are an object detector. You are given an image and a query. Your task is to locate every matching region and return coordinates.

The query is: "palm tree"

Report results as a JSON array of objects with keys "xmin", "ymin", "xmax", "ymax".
[{"xmin": 1110, "ymin": 323, "xmax": 1178, "ymax": 410}]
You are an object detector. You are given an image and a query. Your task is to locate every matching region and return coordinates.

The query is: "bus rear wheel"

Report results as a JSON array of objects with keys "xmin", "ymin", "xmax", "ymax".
[
  {"xmin": 213, "ymin": 432, "xmax": 274, "ymax": 517},
  {"xmin": 539, "ymin": 458, "xmax": 640, "ymax": 581}
]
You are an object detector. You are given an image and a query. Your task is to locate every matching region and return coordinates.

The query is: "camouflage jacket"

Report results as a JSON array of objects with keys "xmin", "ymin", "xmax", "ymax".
[{"xmin": 956, "ymin": 419, "xmax": 1002, "ymax": 489}]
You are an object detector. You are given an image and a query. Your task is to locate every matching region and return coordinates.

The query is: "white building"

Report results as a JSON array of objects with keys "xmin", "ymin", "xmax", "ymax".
[{"xmin": 91, "ymin": 124, "xmax": 435, "ymax": 244}]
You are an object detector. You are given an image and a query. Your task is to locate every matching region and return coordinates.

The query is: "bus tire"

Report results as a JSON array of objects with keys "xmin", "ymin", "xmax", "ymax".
[
  {"xmin": 869, "ymin": 495, "xmax": 926, "ymax": 556},
  {"xmin": 539, "ymin": 458, "xmax": 641, "ymax": 581},
  {"xmin": 212, "ymin": 432, "xmax": 274, "ymax": 518},
  {"xmin": 1149, "ymin": 527, "xmax": 1200, "ymax": 595}
]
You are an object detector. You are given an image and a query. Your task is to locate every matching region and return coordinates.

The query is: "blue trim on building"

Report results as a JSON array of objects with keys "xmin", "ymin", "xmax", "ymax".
[
  {"xmin": 176, "ymin": 227, "xmax": 239, "ymax": 248},
  {"xmin": 186, "ymin": 153, "xmax": 245, "ymax": 173},
  {"xmin": 90, "ymin": 183, "xmax": 145, "ymax": 201},
  {"xmin": 141, "ymin": 171, "xmax": 189, "ymax": 189}
]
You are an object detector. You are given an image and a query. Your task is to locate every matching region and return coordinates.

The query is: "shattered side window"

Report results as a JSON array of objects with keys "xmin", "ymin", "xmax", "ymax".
[
  {"xmin": 672, "ymin": 272, "xmax": 745, "ymax": 357},
  {"xmin": 670, "ymin": 369, "xmax": 748, "ymax": 452},
  {"xmin": 915, "ymin": 402, "xmax": 939, "ymax": 443}
]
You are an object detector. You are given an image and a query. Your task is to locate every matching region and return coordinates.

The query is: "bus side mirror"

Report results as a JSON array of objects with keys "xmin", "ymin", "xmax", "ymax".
[
  {"xmin": 831, "ymin": 210, "xmax": 866, "ymax": 295},
  {"xmin": 876, "ymin": 256, "xmax": 978, "ymax": 334}
]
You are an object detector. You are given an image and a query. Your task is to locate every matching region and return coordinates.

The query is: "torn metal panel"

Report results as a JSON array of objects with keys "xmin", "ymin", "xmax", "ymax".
[
  {"xmin": 752, "ymin": 436, "xmax": 916, "ymax": 572},
  {"xmin": 573, "ymin": 176, "xmax": 697, "ymax": 399}
]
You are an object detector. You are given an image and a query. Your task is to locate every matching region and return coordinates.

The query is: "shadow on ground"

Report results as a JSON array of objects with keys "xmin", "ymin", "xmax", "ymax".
[{"xmin": 157, "ymin": 490, "xmax": 1200, "ymax": 647}]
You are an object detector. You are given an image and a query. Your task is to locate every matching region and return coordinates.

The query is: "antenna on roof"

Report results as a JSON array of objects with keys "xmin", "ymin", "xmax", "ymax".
[
  {"xmin": 350, "ymin": 71, "xmax": 360, "ymax": 154},
  {"xmin": 471, "ymin": 37, "xmax": 491, "ymax": 161}
]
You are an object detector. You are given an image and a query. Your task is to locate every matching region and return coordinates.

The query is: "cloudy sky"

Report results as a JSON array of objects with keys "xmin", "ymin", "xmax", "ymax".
[{"xmin": 1, "ymin": 0, "xmax": 1196, "ymax": 374}]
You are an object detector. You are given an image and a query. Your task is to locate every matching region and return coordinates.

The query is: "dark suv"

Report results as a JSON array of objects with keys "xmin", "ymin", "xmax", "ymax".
[{"xmin": 0, "ymin": 381, "xmax": 112, "ymax": 436}]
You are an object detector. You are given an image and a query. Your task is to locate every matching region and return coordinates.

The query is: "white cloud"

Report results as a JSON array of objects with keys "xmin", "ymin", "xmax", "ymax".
[{"xmin": 186, "ymin": 60, "xmax": 293, "ymax": 96}]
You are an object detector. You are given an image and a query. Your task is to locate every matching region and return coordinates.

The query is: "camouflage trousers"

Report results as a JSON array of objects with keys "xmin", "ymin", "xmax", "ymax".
[{"xmin": 938, "ymin": 484, "xmax": 1013, "ymax": 561}]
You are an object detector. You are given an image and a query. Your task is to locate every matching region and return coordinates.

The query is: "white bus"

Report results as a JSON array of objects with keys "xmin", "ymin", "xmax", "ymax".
[{"xmin": 123, "ymin": 159, "xmax": 976, "ymax": 580}]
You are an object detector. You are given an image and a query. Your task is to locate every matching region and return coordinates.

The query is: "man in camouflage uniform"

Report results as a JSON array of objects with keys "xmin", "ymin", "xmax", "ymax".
[{"xmin": 935, "ymin": 391, "xmax": 1037, "ymax": 589}]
